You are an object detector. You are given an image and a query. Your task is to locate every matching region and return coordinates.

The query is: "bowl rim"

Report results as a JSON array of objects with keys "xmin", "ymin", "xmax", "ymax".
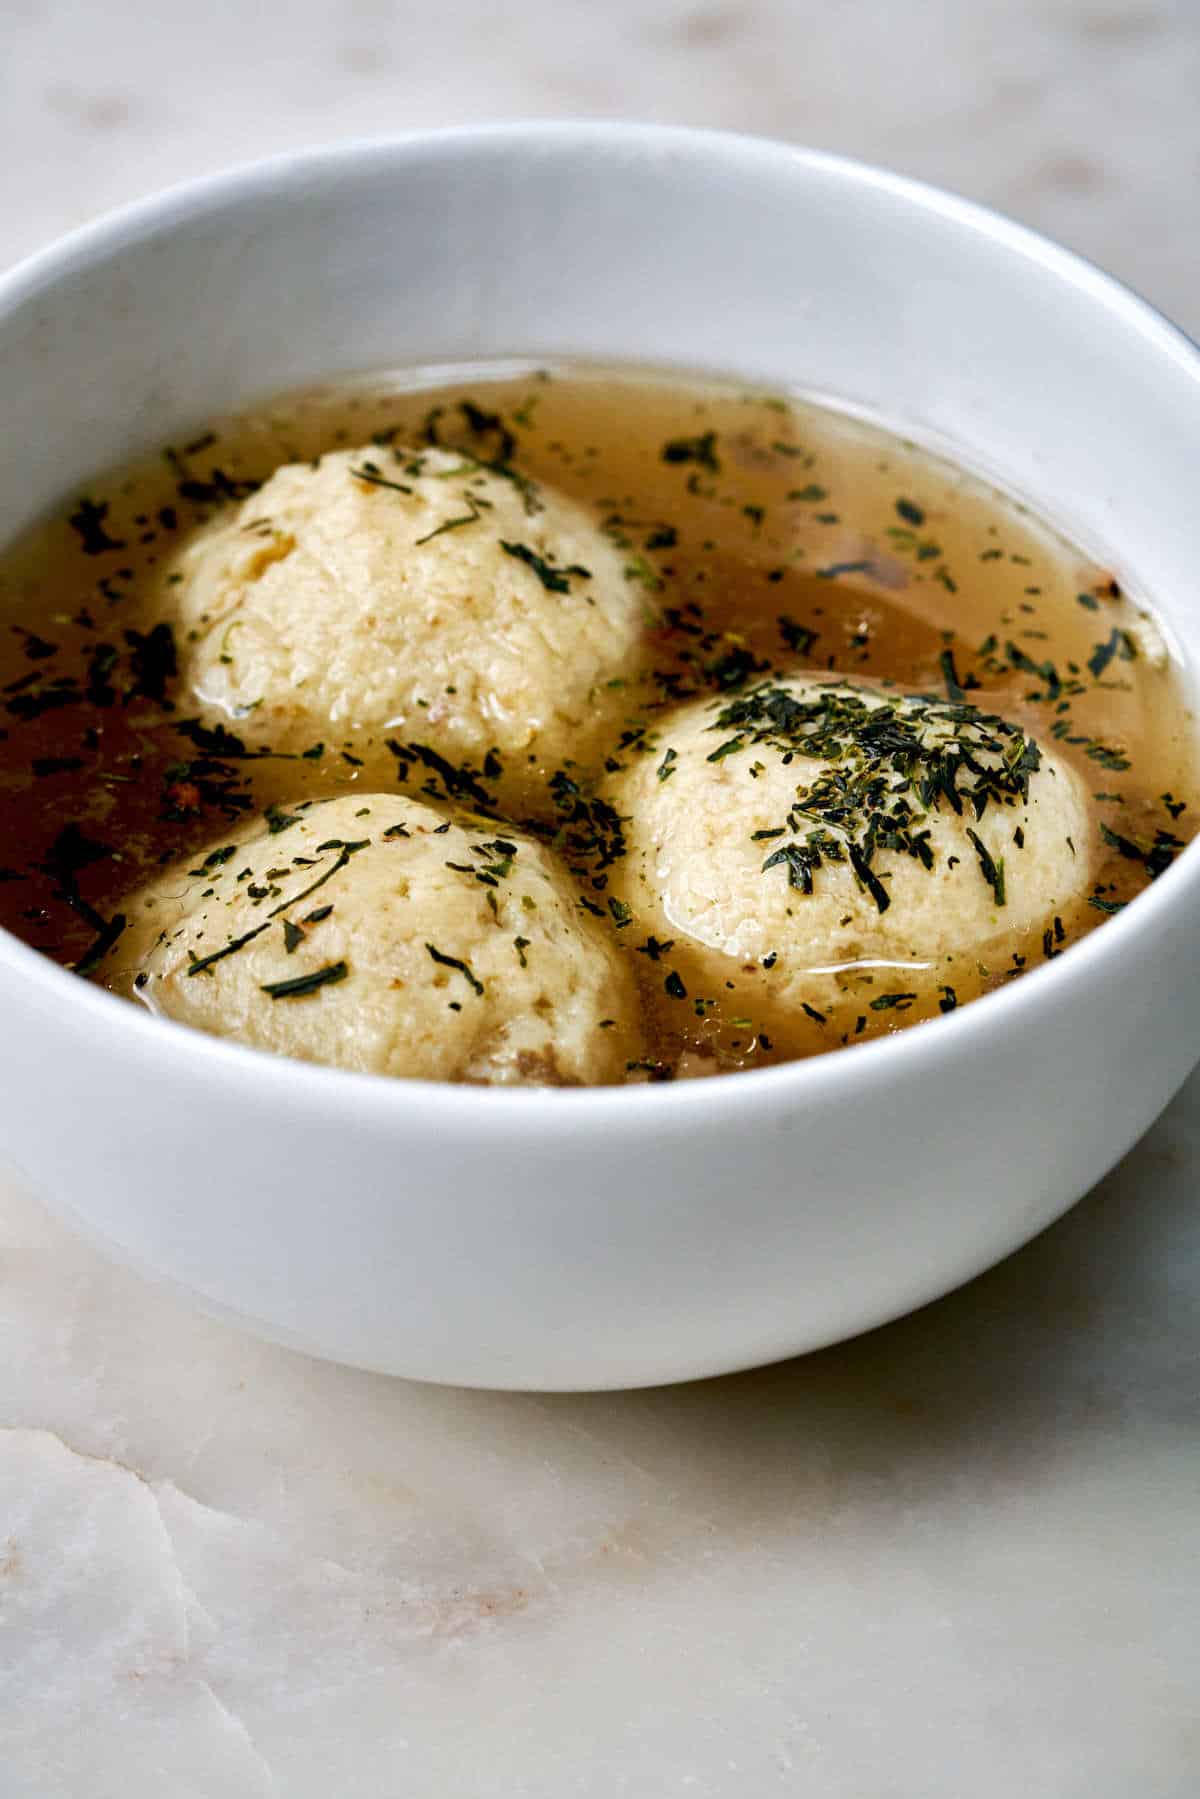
[{"xmin": 3, "ymin": 117, "xmax": 1200, "ymax": 1133}]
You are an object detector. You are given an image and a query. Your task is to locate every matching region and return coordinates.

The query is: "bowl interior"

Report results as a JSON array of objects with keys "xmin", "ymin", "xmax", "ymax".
[{"xmin": 3, "ymin": 126, "xmax": 1200, "ymax": 651}]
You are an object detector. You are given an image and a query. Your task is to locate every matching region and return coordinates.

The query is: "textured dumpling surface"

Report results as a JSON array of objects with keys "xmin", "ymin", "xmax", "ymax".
[
  {"xmin": 170, "ymin": 445, "xmax": 646, "ymax": 777},
  {"xmin": 608, "ymin": 676, "xmax": 1090, "ymax": 1022},
  {"xmin": 112, "ymin": 795, "xmax": 641, "ymax": 1084}
]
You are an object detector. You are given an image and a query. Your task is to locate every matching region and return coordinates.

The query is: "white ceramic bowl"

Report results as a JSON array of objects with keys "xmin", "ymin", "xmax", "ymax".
[{"xmin": 2, "ymin": 124, "xmax": 1199, "ymax": 1389}]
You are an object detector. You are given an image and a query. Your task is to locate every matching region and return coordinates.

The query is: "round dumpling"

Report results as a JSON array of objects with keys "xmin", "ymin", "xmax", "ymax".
[
  {"xmin": 109, "ymin": 795, "xmax": 641, "ymax": 1085},
  {"xmin": 168, "ymin": 445, "xmax": 648, "ymax": 786},
  {"xmin": 607, "ymin": 676, "xmax": 1090, "ymax": 1026}
]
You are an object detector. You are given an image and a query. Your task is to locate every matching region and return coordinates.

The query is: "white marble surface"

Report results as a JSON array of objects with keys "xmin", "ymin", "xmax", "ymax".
[{"xmin": 2, "ymin": 3, "xmax": 1199, "ymax": 1793}]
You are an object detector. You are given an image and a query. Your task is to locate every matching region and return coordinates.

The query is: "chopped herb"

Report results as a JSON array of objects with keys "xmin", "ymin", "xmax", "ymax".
[
  {"xmin": 801, "ymin": 1002, "xmax": 827, "ymax": 1025},
  {"xmin": 664, "ymin": 970, "xmax": 688, "ymax": 999},
  {"xmin": 763, "ymin": 842, "xmax": 820, "ymax": 894},
  {"xmin": 513, "ymin": 935, "xmax": 531, "ymax": 967},
  {"xmin": 500, "ymin": 540, "xmax": 589, "ymax": 593},
  {"xmin": 896, "ymin": 498, "xmax": 925, "ymax": 525},
  {"xmin": 303, "ymin": 905, "xmax": 333, "ymax": 923},
  {"xmin": 187, "ymin": 919, "xmax": 273, "ymax": 976},
  {"xmin": 69, "ymin": 497, "xmax": 125, "ymax": 556},
  {"xmin": 661, "ymin": 431, "xmax": 719, "ymax": 472},
  {"xmin": 261, "ymin": 961, "xmax": 348, "ymax": 999},
  {"xmin": 778, "ymin": 616, "xmax": 819, "ymax": 656},
  {"xmin": 626, "ymin": 1057, "xmax": 675, "ymax": 1081},
  {"xmin": 938, "ymin": 648, "xmax": 967, "ymax": 702},
  {"xmin": 425, "ymin": 942, "xmax": 484, "ymax": 995},
  {"xmin": 1088, "ymin": 627, "xmax": 1137, "ymax": 678},
  {"xmin": 608, "ymin": 897, "xmax": 633, "ymax": 927},
  {"xmin": 124, "ymin": 622, "xmax": 177, "ymax": 701},
  {"xmin": 1007, "ymin": 639, "xmax": 1063, "ymax": 690},
  {"xmin": 636, "ymin": 935, "xmax": 675, "ymax": 961},
  {"xmin": 870, "ymin": 992, "xmax": 917, "ymax": 1011},
  {"xmin": 816, "ymin": 560, "xmax": 873, "ymax": 580},
  {"xmin": 1100, "ymin": 820, "xmax": 1182, "ymax": 878},
  {"xmin": 657, "ymin": 748, "xmax": 678, "ymax": 781},
  {"xmin": 938, "ymin": 986, "xmax": 957, "ymax": 1013},
  {"xmin": 349, "ymin": 464, "xmax": 413, "ymax": 495},
  {"xmin": 387, "ymin": 738, "xmax": 499, "ymax": 809},
  {"xmin": 965, "ymin": 828, "xmax": 1006, "ymax": 906},
  {"xmin": 849, "ymin": 846, "xmax": 891, "ymax": 914},
  {"xmin": 1085, "ymin": 742, "xmax": 1131, "ymax": 772},
  {"xmin": 16, "ymin": 630, "xmax": 57, "ymax": 662},
  {"xmin": 282, "ymin": 919, "xmax": 305, "ymax": 953},
  {"xmin": 706, "ymin": 644, "xmax": 769, "ymax": 690},
  {"xmin": 75, "ymin": 910, "xmax": 126, "ymax": 975},
  {"xmin": 415, "ymin": 500, "xmax": 482, "ymax": 545}
]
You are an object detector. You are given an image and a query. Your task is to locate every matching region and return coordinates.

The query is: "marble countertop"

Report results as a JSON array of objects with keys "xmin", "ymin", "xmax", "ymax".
[{"xmin": 2, "ymin": 3, "xmax": 1199, "ymax": 1793}]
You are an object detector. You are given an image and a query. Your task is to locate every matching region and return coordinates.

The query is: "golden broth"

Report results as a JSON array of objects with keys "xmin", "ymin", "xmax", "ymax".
[{"xmin": 0, "ymin": 364, "xmax": 1194, "ymax": 1079}]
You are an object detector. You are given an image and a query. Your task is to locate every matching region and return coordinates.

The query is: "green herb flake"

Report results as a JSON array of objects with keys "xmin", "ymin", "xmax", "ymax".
[
  {"xmin": 75, "ymin": 911, "xmax": 127, "ymax": 976},
  {"xmin": 965, "ymin": 828, "xmax": 1006, "ymax": 906},
  {"xmin": 637, "ymin": 935, "xmax": 675, "ymax": 961},
  {"xmin": 349, "ymin": 464, "xmax": 413, "ymax": 496},
  {"xmin": 938, "ymin": 648, "xmax": 968, "ymax": 702},
  {"xmin": 500, "ymin": 539, "xmax": 590, "ymax": 593},
  {"xmin": 1088, "ymin": 627, "xmax": 1138, "ymax": 678},
  {"xmin": 426, "ymin": 942, "xmax": 484, "ymax": 996},
  {"xmin": 661, "ymin": 431, "xmax": 719, "ymax": 472},
  {"xmin": 816, "ymin": 560, "xmax": 873, "ymax": 581},
  {"xmin": 261, "ymin": 961, "xmax": 349, "ymax": 999},
  {"xmin": 778, "ymin": 616, "xmax": 818, "ymax": 656},
  {"xmin": 415, "ymin": 500, "xmax": 482, "ymax": 545}
]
